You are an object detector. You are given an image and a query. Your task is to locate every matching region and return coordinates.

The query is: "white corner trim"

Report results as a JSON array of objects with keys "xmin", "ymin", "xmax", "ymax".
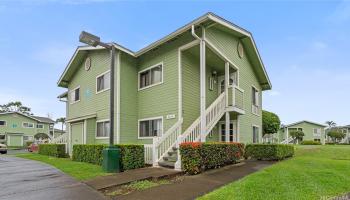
[{"xmin": 116, "ymin": 51, "xmax": 121, "ymax": 144}]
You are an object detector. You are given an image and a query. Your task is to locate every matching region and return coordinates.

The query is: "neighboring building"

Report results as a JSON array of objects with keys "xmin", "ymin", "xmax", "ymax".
[
  {"xmin": 56, "ymin": 12, "xmax": 272, "ymax": 169},
  {"xmin": 279, "ymin": 120, "xmax": 327, "ymax": 144},
  {"xmin": 53, "ymin": 128, "xmax": 66, "ymax": 138},
  {"xmin": 325, "ymin": 125, "xmax": 350, "ymax": 144},
  {"xmin": 0, "ymin": 112, "xmax": 55, "ymax": 147}
]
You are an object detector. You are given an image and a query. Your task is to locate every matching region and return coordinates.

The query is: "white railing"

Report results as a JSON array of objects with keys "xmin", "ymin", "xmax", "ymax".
[
  {"xmin": 144, "ymin": 144, "xmax": 153, "ymax": 165},
  {"xmin": 233, "ymin": 86, "xmax": 244, "ymax": 110},
  {"xmin": 281, "ymin": 137, "xmax": 293, "ymax": 144},
  {"xmin": 181, "ymin": 92, "xmax": 226, "ymax": 143},
  {"xmin": 51, "ymin": 133, "xmax": 68, "ymax": 144},
  {"xmin": 152, "ymin": 118, "xmax": 183, "ymax": 166}
]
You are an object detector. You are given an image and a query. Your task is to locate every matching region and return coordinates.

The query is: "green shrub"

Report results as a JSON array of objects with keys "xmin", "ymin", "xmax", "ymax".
[
  {"xmin": 38, "ymin": 144, "xmax": 66, "ymax": 158},
  {"xmin": 180, "ymin": 142, "xmax": 244, "ymax": 175},
  {"xmin": 301, "ymin": 140, "xmax": 321, "ymax": 145},
  {"xmin": 72, "ymin": 144, "xmax": 145, "ymax": 171},
  {"xmin": 26, "ymin": 141, "xmax": 33, "ymax": 147},
  {"xmin": 244, "ymin": 144, "xmax": 294, "ymax": 160}
]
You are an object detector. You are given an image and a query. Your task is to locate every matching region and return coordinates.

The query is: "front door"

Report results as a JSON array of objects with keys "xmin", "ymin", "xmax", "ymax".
[
  {"xmin": 220, "ymin": 121, "xmax": 237, "ymax": 142},
  {"xmin": 70, "ymin": 122, "xmax": 84, "ymax": 146}
]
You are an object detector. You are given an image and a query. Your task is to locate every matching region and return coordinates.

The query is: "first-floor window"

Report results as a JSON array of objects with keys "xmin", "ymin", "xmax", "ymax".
[
  {"xmin": 139, "ymin": 118, "xmax": 162, "ymax": 138},
  {"xmin": 23, "ymin": 136, "xmax": 33, "ymax": 141},
  {"xmin": 253, "ymin": 126, "xmax": 259, "ymax": 143},
  {"xmin": 313, "ymin": 128, "xmax": 321, "ymax": 136},
  {"xmin": 314, "ymin": 139, "xmax": 321, "ymax": 142},
  {"xmin": 23, "ymin": 122, "xmax": 34, "ymax": 128},
  {"xmin": 0, "ymin": 121, "xmax": 6, "ymax": 126},
  {"xmin": 96, "ymin": 121, "xmax": 110, "ymax": 138}
]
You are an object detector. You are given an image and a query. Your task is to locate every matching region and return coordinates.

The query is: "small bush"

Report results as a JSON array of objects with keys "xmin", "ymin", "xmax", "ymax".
[
  {"xmin": 301, "ymin": 140, "xmax": 321, "ymax": 145},
  {"xmin": 72, "ymin": 144, "xmax": 145, "ymax": 171},
  {"xmin": 26, "ymin": 141, "xmax": 33, "ymax": 147},
  {"xmin": 180, "ymin": 142, "xmax": 244, "ymax": 175},
  {"xmin": 244, "ymin": 144, "xmax": 294, "ymax": 160},
  {"xmin": 38, "ymin": 144, "xmax": 66, "ymax": 158}
]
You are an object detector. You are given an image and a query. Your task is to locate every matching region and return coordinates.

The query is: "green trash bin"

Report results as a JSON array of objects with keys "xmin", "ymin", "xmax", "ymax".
[{"xmin": 102, "ymin": 146, "xmax": 121, "ymax": 173}]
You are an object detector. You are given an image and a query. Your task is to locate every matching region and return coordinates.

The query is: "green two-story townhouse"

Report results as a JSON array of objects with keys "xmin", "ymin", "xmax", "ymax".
[
  {"xmin": 279, "ymin": 120, "xmax": 327, "ymax": 144},
  {"xmin": 57, "ymin": 13, "xmax": 272, "ymax": 170},
  {"xmin": 0, "ymin": 112, "xmax": 55, "ymax": 147}
]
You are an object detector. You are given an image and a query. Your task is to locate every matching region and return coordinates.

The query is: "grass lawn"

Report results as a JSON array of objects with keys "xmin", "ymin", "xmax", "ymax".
[
  {"xmin": 16, "ymin": 153, "xmax": 110, "ymax": 181},
  {"xmin": 199, "ymin": 145, "xmax": 350, "ymax": 200}
]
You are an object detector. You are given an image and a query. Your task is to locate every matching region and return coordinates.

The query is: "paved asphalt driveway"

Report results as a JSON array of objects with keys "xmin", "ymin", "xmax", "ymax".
[{"xmin": 0, "ymin": 156, "xmax": 105, "ymax": 200}]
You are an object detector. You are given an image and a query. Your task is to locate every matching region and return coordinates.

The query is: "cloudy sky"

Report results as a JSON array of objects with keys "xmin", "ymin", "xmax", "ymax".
[{"xmin": 0, "ymin": 0, "xmax": 349, "ymax": 126}]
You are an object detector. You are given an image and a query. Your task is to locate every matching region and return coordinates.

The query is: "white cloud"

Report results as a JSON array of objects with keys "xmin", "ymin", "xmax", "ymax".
[
  {"xmin": 312, "ymin": 41, "xmax": 327, "ymax": 50},
  {"xmin": 33, "ymin": 43, "xmax": 75, "ymax": 68}
]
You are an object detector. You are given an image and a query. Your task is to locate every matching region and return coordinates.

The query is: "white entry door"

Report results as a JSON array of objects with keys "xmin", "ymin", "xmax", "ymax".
[{"xmin": 219, "ymin": 121, "xmax": 237, "ymax": 142}]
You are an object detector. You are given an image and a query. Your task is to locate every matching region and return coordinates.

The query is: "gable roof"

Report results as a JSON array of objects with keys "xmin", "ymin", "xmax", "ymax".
[
  {"xmin": 0, "ymin": 112, "xmax": 55, "ymax": 124},
  {"xmin": 58, "ymin": 12, "xmax": 271, "ymax": 90},
  {"xmin": 284, "ymin": 120, "xmax": 327, "ymax": 128}
]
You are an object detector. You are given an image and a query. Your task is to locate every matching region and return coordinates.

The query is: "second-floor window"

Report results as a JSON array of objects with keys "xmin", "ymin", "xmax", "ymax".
[
  {"xmin": 252, "ymin": 86, "xmax": 259, "ymax": 115},
  {"xmin": 37, "ymin": 124, "xmax": 44, "ymax": 129},
  {"xmin": 139, "ymin": 63, "xmax": 163, "ymax": 90},
  {"xmin": 0, "ymin": 120, "xmax": 6, "ymax": 126},
  {"xmin": 70, "ymin": 87, "xmax": 80, "ymax": 104},
  {"xmin": 96, "ymin": 71, "xmax": 110, "ymax": 93},
  {"xmin": 23, "ymin": 122, "xmax": 34, "ymax": 128}
]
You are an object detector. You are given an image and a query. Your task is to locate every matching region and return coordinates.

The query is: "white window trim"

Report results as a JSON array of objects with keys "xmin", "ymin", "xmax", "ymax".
[
  {"xmin": 138, "ymin": 62, "xmax": 164, "ymax": 91},
  {"xmin": 138, "ymin": 116, "xmax": 163, "ymax": 139},
  {"xmin": 23, "ymin": 122, "xmax": 34, "ymax": 128},
  {"xmin": 23, "ymin": 136, "xmax": 34, "ymax": 141},
  {"xmin": 95, "ymin": 119, "xmax": 110, "ymax": 139},
  {"xmin": 96, "ymin": 70, "xmax": 111, "ymax": 94},
  {"xmin": 251, "ymin": 85, "xmax": 260, "ymax": 116},
  {"xmin": 0, "ymin": 120, "xmax": 7, "ymax": 126},
  {"xmin": 252, "ymin": 124, "xmax": 260, "ymax": 143},
  {"xmin": 313, "ymin": 128, "xmax": 321, "ymax": 136},
  {"xmin": 218, "ymin": 120, "xmax": 238, "ymax": 142},
  {"xmin": 70, "ymin": 86, "xmax": 81, "ymax": 104},
  {"xmin": 36, "ymin": 123, "xmax": 44, "ymax": 129}
]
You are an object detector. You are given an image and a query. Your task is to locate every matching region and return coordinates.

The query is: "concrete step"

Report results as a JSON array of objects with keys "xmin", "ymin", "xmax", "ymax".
[
  {"xmin": 167, "ymin": 151, "xmax": 177, "ymax": 156},
  {"xmin": 163, "ymin": 155, "xmax": 178, "ymax": 162},
  {"xmin": 158, "ymin": 160, "xmax": 175, "ymax": 168},
  {"xmin": 172, "ymin": 146, "xmax": 178, "ymax": 151}
]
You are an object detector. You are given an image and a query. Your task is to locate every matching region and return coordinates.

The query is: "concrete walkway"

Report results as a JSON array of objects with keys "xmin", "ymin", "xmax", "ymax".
[
  {"xmin": 0, "ymin": 156, "xmax": 105, "ymax": 200},
  {"xmin": 115, "ymin": 160, "xmax": 275, "ymax": 200},
  {"xmin": 85, "ymin": 167, "xmax": 182, "ymax": 190}
]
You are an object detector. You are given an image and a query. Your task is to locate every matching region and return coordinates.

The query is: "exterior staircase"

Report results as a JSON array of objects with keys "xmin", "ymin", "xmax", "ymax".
[
  {"xmin": 50, "ymin": 132, "xmax": 69, "ymax": 153},
  {"xmin": 281, "ymin": 136, "xmax": 293, "ymax": 144},
  {"xmin": 153, "ymin": 92, "xmax": 226, "ymax": 170}
]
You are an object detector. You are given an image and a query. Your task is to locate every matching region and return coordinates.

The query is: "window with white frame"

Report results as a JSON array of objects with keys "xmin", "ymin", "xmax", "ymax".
[
  {"xmin": 253, "ymin": 126, "xmax": 259, "ymax": 143},
  {"xmin": 36, "ymin": 124, "xmax": 44, "ymax": 129},
  {"xmin": 313, "ymin": 128, "xmax": 321, "ymax": 136},
  {"xmin": 23, "ymin": 136, "xmax": 34, "ymax": 141},
  {"xmin": 139, "ymin": 64, "xmax": 163, "ymax": 89},
  {"xmin": 139, "ymin": 118, "xmax": 162, "ymax": 138},
  {"xmin": 0, "ymin": 120, "xmax": 6, "ymax": 126},
  {"xmin": 96, "ymin": 71, "xmax": 110, "ymax": 93},
  {"xmin": 70, "ymin": 87, "xmax": 80, "ymax": 103},
  {"xmin": 0, "ymin": 135, "xmax": 5, "ymax": 140},
  {"xmin": 96, "ymin": 121, "xmax": 110, "ymax": 138},
  {"xmin": 23, "ymin": 122, "xmax": 34, "ymax": 128},
  {"xmin": 251, "ymin": 86, "xmax": 259, "ymax": 115}
]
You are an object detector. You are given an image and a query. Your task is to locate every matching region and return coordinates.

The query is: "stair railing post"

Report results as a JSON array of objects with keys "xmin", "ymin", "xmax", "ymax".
[
  {"xmin": 152, "ymin": 137, "xmax": 159, "ymax": 167},
  {"xmin": 175, "ymin": 135, "xmax": 183, "ymax": 171}
]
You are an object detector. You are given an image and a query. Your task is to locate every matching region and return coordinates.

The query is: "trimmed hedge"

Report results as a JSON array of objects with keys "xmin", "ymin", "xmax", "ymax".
[
  {"xmin": 38, "ymin": 144, "xmax": 66, "ymax": 158},
  {"xmin": 301, "ymin": 140, "xmax": 321, "ymax": 145},
  {"xmin": 180, "ymin": 142, "xmax": 244, "ymax": 175},
  {"xmin": 244, "ymin": 144, "xmax": 294, "ymax": 160},
  {"xmin": 72, "ymin": 144, "xmax": 145, "ymax": 171}
]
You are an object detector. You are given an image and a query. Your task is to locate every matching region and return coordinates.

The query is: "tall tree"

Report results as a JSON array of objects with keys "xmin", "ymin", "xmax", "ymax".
[
  {"xmin": 56, "ymin": 117, "xmax": 66, "ymax": 133},
  {"xmin": 0, "ymin": 101, "xmax": 32, "ymax": 115},
  {"xmin": 325, "ymin": 121, "xmax": 337, "ymax": 128},
  {"xmin": 262, "ymin": 110, "xmax": 281, "ymax": 135}
]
